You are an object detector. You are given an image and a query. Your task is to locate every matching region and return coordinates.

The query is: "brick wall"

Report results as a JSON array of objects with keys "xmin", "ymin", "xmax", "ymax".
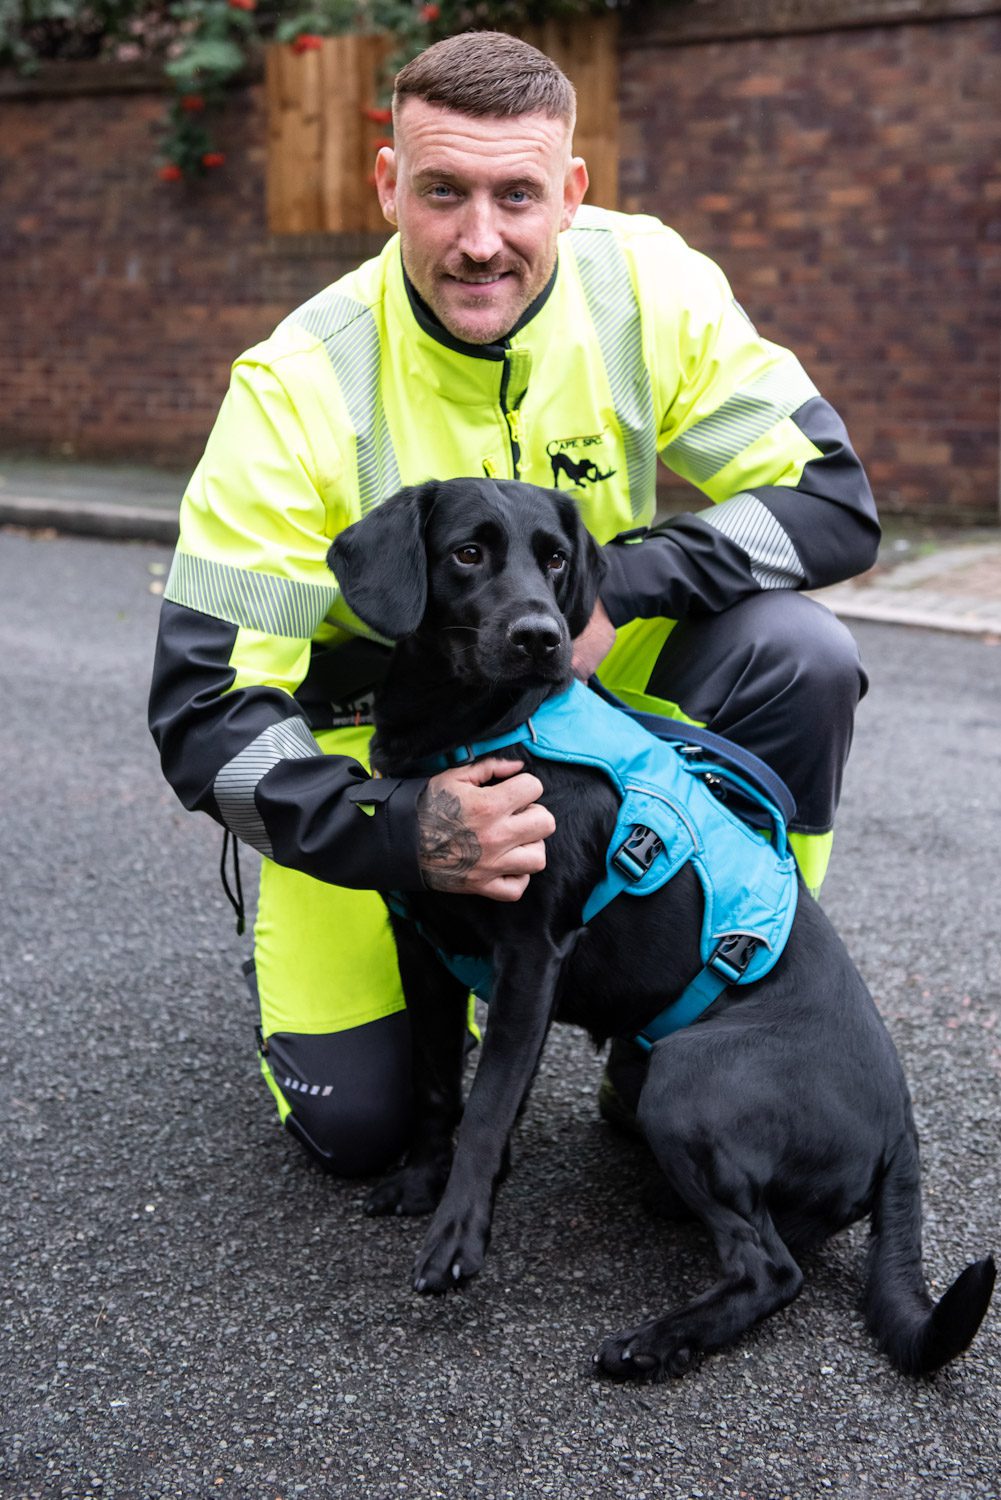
[
  {"xmin": 1, "ymin": 0, "xmax": 999, "ymax": 518},
  {"xmin": 0, "ymin": 76, "xmax": 387, "ymax": 469},
  {"xmin": 620, "ymin": 2, "xmax": 1001, "ymax": 520}
]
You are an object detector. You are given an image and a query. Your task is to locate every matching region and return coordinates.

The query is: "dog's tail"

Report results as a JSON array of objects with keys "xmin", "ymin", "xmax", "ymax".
[{"xmin": 864, "ymin": 1131, "xmax": 995, "ymax": 1376}]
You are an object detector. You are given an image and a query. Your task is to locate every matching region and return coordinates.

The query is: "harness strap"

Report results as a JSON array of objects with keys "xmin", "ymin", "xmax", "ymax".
[
  {"xmin": 634, "ymin": 967, "xmax": 729, "ymax": 1051},
  {"xmin": 582, "ymin": 822, "xmax": 665, "ymax": 924},
  {"xmin": 633, "ymin": 932, "xmax": 762, "ymax": 1051}
]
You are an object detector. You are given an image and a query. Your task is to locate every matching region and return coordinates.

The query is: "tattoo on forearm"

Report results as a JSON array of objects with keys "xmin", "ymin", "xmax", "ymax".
[{"xmin": 417, "ymin": 786, "xmax": 482, "ymax": 892}]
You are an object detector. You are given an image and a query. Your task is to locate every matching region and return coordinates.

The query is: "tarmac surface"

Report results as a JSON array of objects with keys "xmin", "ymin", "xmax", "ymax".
[{"xmin": 1, "ymin": 467, "xmax": 1000, "ymax": 1498}]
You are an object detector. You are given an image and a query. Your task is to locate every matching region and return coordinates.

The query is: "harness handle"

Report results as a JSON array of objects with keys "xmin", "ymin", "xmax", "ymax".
[
  {"xmin": 682, "ymin": 760, "xmax": 789, "ymax": 859},
  {"xmin": 587, "ymin": 677, "xmax": 797, "ymax": 826}
]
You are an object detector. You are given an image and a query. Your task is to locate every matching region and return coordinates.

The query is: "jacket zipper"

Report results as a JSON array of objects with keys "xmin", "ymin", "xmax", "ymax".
[{"xmin": 499, "ymin": 355, "xmax": 522, "ymax": 478}]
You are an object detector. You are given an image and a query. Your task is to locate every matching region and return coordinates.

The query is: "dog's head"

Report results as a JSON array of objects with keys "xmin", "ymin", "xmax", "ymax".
[{"xmin": 328, "ymin": 478, "xmax": 606, "ymax": 685}]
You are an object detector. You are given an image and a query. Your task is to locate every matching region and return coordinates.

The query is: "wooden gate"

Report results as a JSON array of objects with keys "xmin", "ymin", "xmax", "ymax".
[{"xmin": 265, "ymin": 19, "xmax": 619, "ymax": 235}]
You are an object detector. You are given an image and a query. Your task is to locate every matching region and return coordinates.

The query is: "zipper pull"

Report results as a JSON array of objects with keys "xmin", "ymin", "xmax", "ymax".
[{"xmin": 506, "ymin": 408, "xmax": 523, "ymax": 444}]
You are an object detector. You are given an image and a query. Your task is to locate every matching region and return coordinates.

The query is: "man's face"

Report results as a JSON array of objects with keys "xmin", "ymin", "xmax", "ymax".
[{"xmin": 376, "ymin": 99, "xmax": 588, "ymax": 346}]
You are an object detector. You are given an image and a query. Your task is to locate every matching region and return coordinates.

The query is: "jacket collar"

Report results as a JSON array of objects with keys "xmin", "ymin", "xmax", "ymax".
[{"xmin": 400, "ymin": 258, "xmax": 559, "ymax": 362}]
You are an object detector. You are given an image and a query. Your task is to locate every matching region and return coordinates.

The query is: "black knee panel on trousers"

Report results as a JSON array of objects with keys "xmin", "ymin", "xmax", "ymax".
[
  {"xmin": 645, "ymin": 591, "xmax": 867, "ymax": 831},
  {"xmin": 264, "ymin": 1012, "xmax": 414, "ymax": 1177}
]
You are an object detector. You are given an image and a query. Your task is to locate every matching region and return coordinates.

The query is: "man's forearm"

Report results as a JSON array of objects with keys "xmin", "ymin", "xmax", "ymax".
[{"xmin": 601, "ymin": 397, "xmax": 879, "ymax": 627}]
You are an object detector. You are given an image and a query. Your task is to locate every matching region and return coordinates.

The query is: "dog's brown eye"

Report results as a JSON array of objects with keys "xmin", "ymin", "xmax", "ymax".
[
  {"xmin": 547, "ymin": 551, "xmax": 568, "ymax": 573},
  {"xmin": 453, "ymin": 545, "xmax": 483, "ymax": 567}
]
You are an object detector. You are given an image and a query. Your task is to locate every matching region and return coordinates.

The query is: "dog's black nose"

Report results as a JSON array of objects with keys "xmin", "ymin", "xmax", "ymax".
[{"xmin": 509, "ymin": 614, "xmax": 563, "ymax": 662}]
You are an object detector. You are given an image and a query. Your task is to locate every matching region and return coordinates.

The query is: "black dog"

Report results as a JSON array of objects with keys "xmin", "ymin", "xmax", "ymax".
[{"xmin": 329, "ymin": 477, "xmax": 995, "ymax": 1379}]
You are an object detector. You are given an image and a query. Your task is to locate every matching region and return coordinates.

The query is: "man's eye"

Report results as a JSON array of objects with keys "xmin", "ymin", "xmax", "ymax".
[
  {"xmin": 547, "ymin": 551, "xmax": 568, "ymax": 573},
  {"xmin": 453, "ymin": 545, "xmax": 483, "ymax": 566}
]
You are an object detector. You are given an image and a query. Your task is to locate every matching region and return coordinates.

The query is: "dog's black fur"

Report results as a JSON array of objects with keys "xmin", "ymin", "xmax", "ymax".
[{"xmin": 329, "ymin": 477, "xmax": 995, "ymax": 1380}]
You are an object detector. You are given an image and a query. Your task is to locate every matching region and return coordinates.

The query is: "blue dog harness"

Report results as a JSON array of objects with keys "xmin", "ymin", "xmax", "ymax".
[{"xmin": 399, "ymin": 679, "xmax": 799, "ymax": 1050}]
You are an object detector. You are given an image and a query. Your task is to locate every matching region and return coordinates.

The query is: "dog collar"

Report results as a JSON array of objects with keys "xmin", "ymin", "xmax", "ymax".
[{"xmin": 415, "ymin": 719, "xmax": 538, "ymax": 773}]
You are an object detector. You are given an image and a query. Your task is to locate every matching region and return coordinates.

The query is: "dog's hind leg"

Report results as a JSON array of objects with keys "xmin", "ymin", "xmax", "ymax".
[{"xmin": 594, "ymin": 1139, "xmax": 804, "ymax": 1381}]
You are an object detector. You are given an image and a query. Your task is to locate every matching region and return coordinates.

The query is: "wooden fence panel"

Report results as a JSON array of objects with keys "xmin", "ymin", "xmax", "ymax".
[
  {"xmin": 266, "ymin": 19, "xmax": 619, "ymax": 235},
  {"xmin": 522, "ymin": 16, "xmax": 620, "ymax": 210},
  {"xmin": 266, "ymin": 43, "xmax": 324, "ymax": 235},
  {"xmin": 267, "ymin": 34, "xmax": 393, "ymax": 234},
  {"xmin": 320, "ymin": 33, "xmax": 395, "ymax": 234}
]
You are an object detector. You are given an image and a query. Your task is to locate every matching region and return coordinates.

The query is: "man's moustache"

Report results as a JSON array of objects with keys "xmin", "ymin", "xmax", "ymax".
[{"xmin": 445, "ymin": 262, "xmax": 520, "ymax": 279}]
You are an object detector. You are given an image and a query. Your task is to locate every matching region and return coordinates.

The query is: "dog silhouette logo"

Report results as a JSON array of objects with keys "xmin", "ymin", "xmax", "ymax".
[{"xmin": 549, "ymin": 451, "xmax": 616, "ymax": 490}]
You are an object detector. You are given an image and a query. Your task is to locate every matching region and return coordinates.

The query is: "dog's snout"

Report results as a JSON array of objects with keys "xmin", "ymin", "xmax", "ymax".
[{"xmin": 509, "ymin": 614, "xmax": 563, "ymax": 662}]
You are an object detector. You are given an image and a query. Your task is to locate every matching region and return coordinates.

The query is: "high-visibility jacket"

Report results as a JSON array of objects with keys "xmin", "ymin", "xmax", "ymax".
[{"xmin": 149, "ymin": 206, "xmax": 879, "ymax": 891}]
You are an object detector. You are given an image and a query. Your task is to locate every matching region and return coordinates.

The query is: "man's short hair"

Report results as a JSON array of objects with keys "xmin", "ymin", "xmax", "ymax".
[{"xmin": 393, "ymin": 31, "xmax": 576, "ymax": 130}]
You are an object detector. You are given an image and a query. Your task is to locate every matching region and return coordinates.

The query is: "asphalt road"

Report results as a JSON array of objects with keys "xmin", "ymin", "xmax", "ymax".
[{"xmin": 1, "ymin": 530, "xmax": 999, "ymax": 1500}]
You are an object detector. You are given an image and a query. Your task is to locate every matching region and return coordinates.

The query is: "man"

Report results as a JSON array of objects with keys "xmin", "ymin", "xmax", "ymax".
[{"xmin": 149, "ymin": 32, "xmax": 879, "ymax": 1176}]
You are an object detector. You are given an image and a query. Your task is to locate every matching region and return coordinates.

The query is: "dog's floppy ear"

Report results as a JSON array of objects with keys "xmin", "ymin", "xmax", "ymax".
[
  {"xmin": 328, "ymin": 483, "xmax": 437, "ymax": 640},
  {"xmin": 550, "ymin": 491, "xmax": 608, "ymax": 640}
]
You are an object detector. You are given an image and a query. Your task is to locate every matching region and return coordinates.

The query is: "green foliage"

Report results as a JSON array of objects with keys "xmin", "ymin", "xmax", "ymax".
[
  {"xmin": 1, "ymin": 0, "xmax": 155, "ymax": 65},
  {"xmin": 272, "ymin": 0, "xmax": 358, "ymax": 42},
  {"xmin": 0, "ymin": 0, "xmax": 634, "ymax": 180}
]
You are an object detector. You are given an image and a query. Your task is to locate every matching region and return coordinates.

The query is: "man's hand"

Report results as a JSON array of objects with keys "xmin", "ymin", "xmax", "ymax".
[
  {"xmin": 417, "ymin": 758, "xmax": 555, "ymax": 902},
  {"xmin": 572, "ymin": 598, "xmax": 616, "ymax": 680}
]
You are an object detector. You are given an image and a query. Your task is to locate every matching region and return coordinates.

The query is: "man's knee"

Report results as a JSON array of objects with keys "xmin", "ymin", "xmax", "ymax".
[
  {"xmin": 282, "ymin": 1089, "xmax": 412, "ymax": 1178},
  {"xmin": 736, "ymin": 591, "xmax": 866, "ymax": 715},
  {"xmin": 263, "ymin": 1015, "xmax": 413, "ymax": 1177},
  {"xmin": 646, "ymin": 590, "xmax": 866, "ymax": 832}
]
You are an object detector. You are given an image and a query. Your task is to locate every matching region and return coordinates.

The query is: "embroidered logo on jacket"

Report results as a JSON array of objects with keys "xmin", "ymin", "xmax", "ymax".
[{"xmin": 547, "ymin": 432, "xmax": 617, "ymax": 490}]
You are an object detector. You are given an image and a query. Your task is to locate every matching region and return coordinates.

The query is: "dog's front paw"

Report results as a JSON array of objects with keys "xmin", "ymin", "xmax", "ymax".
[
  {"xmin": 593, "ymin": 1322, "xmax": 696, "ymax": 1382},
  {"xmin": 412, "ymin": 1201, "xmax": 491, "ymax": 1293},
  {"xmin": 364, "ymin": 1159, "xmax": 450, "ymax": 1218}
]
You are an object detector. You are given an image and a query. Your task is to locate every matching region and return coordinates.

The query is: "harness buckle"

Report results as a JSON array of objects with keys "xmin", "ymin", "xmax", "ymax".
[
  {"xmin": 709, "ymin": 933, "xmax": 761, "ymax": 985},
  {"xmin": 612, "ymin": 824, "xmax": 664, "ymax": 882}
]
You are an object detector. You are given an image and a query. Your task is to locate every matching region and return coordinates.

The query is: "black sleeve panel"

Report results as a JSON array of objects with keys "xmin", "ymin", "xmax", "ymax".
[
  {"xmin": 601, "ymin": 396, "xmax": 880, "ymax": 626},
  {"xmin": 759, "ymin": 396, "xmax": 881, "ymax": 588},
  {"xmin": 599, "ymin": 519, "xmax": 761, "ymax": 623},
  {"xmin": 149, "ymin": 600, "xmax": 275, "ymax": 816},
  {"xmin": 148, "ymin": 600, "xmax": 427, "ymax": 891},
  {"xmin": 256, "ymin": 757, "xmax": 426, "ymax": 890}
]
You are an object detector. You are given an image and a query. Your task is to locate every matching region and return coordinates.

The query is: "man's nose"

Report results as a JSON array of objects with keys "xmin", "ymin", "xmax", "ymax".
[{"xmin": 456, "ymin": 199, "xmax": 504, "ymax": 263}]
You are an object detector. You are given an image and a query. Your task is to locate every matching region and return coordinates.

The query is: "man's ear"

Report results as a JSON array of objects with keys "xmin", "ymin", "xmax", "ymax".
[
  {"xmin": 375, "ymin": 146, "xmax": 398, "ymax": 226},
  {"xmin": 328, "ymin": 483, "xmax": 436, "ymax": 640},
  {"xmin": 550, "ymin": 490, "xmax": 607, "ymax": 639},
  {"xmin": 561, "ymin": 156, "xmax": 589, "ymax": 231}
]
